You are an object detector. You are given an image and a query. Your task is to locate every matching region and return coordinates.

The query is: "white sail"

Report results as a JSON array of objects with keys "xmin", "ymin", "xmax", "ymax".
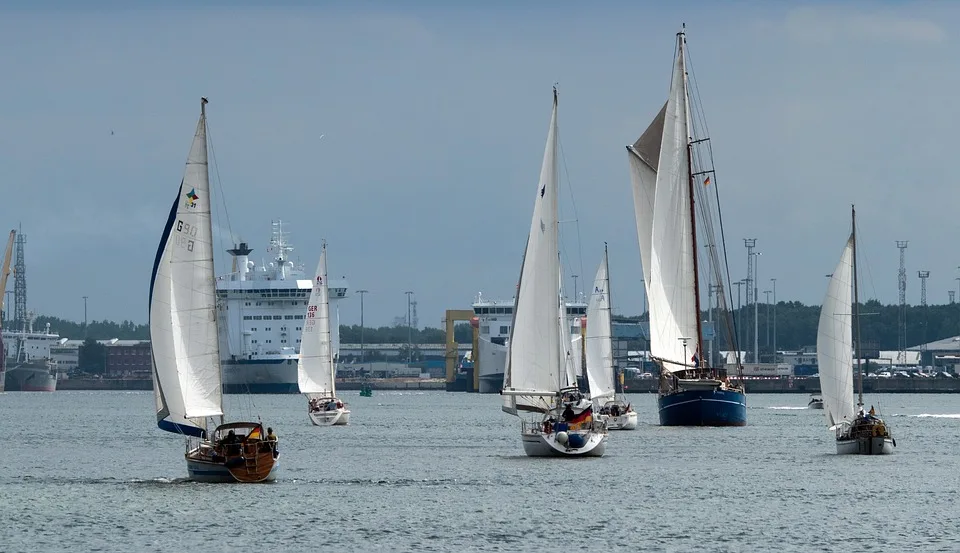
[
  {"xmin": 150, "ymin": 99, "xmax": 224, "ymax": 437},
  {"xmin": 817, "ymin": 235, "xmax": 856, "ymax": 428},
  {"xmin": 586, "ymin": 253, "xmax": 616, "ymax": 403},
  {"xmin": 627, "ymin": 103, "xmax": 666, "ymax": 289},
  {"xmin": 502, "ymin": 90, "xmax": 563, "ymax": 415},
  {"xmin": 647, "ymin": 39, "xmax": 700, "ymax": 371},
  {"xmin": 298, "ymin": 242, "xmax": 336, "ymax": 397}
]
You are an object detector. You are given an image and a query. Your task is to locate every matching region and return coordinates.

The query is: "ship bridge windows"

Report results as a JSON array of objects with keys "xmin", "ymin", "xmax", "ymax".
[
  {"xmin": 273, "ymin": 315, "xmax": 282, "ymax": 320},
  {"xmin": 284, "ymin": 315, "xmax": 294, "ymax": 320}
]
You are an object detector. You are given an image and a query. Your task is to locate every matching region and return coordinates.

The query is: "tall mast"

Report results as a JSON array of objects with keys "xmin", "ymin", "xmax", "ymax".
[
  {"xmin": 852, "ymin": 204, "xmax": 863, "ymax": 408},
  {"xmin": 680, "ymin": 27, "xmax": 705, "ymax": 365}
]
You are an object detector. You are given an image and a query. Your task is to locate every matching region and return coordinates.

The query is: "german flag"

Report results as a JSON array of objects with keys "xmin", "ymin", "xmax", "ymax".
[
  {"xmin": 247, "ymin": 426, "xmax": 262, "ymax": 440},
  {"xmin": 569, "ymin": 406, "xmax": 593, "ymax": 425}
]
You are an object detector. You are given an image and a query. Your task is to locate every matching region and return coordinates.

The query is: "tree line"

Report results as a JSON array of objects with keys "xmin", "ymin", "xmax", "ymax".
[{"xmin": 27, "ymin": 301, "xmax": 960, "ymax": 353}]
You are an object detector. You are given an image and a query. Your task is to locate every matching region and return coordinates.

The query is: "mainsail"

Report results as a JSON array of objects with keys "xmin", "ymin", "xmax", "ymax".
[
  {"xmin": 502, "ymin": 89, "xmax": 563, "ymax": 414},
  {"xmin": 585, "ymin": 250, "xmax": 616, "ymax": 403},
  {"xmin": 150, "ymin": 98, "xmax": 224, "ymax": 438},
  {"xmin": 646, "ymin": 38, "xmax": 700, "ymax": 371},
  {"xmin": 298, "ymin": 242, "xmax": 336, "ymax": 398},
  {"xmin": 817, "ymin": 235, "xmax": 857, "ymax": 428}
]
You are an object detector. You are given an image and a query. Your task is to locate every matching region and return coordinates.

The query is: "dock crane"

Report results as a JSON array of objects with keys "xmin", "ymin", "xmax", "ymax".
[{"xmin": 0, "ymin": 230, "xmax": 17, "ymax": 392}]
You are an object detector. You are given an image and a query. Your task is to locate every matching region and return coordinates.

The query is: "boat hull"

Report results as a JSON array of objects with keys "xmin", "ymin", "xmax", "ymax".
[
  {"xmin": 4, "ymin": 366, "xmax": 56, "ymax": 392},
  {"xmin": 836, "ymin": 436, "xmax": 895, "ymax": 455},
  {"xmin": 658, "ymin": 388, "xmax": 747, "ymax": 426},
  {"xmin": 186, "ymin": 456, "xmax": 280, "ymax": 483},
  {"xmin": 309, "ymin": 408, "xmax": 350, "ymax": 426},
  {"xmin": 221, "ymin": 358, "xmax": 299, "ymax": 394},
  {"xmin": 520, "ymin": 428, "xmax": 607, "ymax": 457},
  {"xmin": 606, "ymin": 411, "xmax": 638, "ymax": 430}
]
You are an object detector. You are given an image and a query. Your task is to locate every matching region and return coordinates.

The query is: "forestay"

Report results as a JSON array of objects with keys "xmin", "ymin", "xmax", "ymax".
[{"xmin": 150, "ymin": 100, "xmax": 224, "ymax": 438}]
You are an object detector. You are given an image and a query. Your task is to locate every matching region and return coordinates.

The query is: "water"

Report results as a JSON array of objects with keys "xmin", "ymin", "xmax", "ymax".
[{"xmin": 1, "ymin": 390, "xmax": 959, "ymax": 552}]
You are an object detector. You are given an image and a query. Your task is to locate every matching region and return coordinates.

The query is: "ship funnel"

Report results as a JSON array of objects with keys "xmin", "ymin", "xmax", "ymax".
[{"xmin": 228, "ymin": 242, "xmax": 254, "ymax": 281}]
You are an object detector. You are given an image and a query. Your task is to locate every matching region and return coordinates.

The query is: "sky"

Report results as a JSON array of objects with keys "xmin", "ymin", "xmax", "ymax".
[{"xmin": 1, "ymin": 0, "xmax": 959, "ymax": 329}]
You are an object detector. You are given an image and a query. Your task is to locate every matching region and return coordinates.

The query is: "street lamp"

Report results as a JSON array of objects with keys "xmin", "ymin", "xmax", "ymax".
[
  {"xmin": 357, "ymin": 290, "xmax": 368, "ymax": 365},
  {"xmin": 763, "ymin": 290, "xmax": 771, "ymax": 354}
]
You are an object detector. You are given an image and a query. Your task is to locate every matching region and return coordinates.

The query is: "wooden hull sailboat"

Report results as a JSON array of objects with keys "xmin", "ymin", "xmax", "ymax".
[
  {"xmin": 817, "ymin": 206, "xmax": 896, "ymax": 455},
  {"xmin": 500, "ymin": 88, "xmax": 608, "ymax": 457},
  {"xmin": 150, "ymin": 98, "xmax": 279, "ymax": 482},
  {"xmin": 299, "ymin": 242, "xmax": 350, "ymax": 426},
  {"xmin": 626, "ymin": 27, "xmax": 746, "ymax": 427}
]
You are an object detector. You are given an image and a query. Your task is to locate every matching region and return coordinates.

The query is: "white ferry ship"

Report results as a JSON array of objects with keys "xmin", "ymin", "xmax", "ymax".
[
  {"xmin": 472, "ymin": 294, "xmax": 586, "ymax": 393},
  {"xmin": 217, "ymin": 221, "xmax": 348, "ymax": 394}
]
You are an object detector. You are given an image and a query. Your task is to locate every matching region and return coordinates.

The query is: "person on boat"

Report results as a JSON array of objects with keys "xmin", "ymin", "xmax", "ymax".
[
  {"xmin": 325, "ymin": 400, "xmax": 337, "ymax": 411},
  {"xmin": 562, "ymin": 404, "xmax": 575, "ymax": 422},
  {"xmin": 869, "ymin": 405, "xmax": 876, "ymax": 416},
  {"xmin": 265, "ymin": 427, "xmax": 278, "ymax": 456},
  {"xmin": 222, "ymin": 429, "xmax": 241, "ymax": 456}
]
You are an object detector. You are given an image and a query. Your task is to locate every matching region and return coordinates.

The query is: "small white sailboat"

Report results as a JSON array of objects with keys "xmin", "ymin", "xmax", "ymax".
[
  {"xmin": 299, "ymin": 241, "xmax": 350, "ymax": 426},
  {"xmin": 150, "ymin": 98, "xmax": 279, "ymax": 482},
  {"xmin": 586, "ymin": 245, "xmax": 637, "ymax": 430},
  {"xmin": 500, "ymin": 88, "xmax": 608, "ymax": 457},
  {"xmin": 817, "ymin": 205, "xmax": 895, "ymax": 455}
]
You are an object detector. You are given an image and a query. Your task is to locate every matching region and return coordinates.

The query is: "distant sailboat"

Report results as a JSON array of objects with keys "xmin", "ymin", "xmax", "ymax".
[
  {"xmin": 626, "ymin": 27, "xmax": 746, "ymax": 426},
  {"xmin": 150, "ymin": 98, "xmax": 279, "ymax": 482},
  {"xmin": 586, "ymin": 245, "xmax": 637, "ymax": 430},
  {"xmin": 299, "ymin": 241, "xmax": 350, "ymax": 426},
  {"xmin": 500, "ymin": 87, "xmax": 608, "ymax": 457},
  {"xmin": 817, "ymin": 205, "xmax": 895, "ymax": 455}
]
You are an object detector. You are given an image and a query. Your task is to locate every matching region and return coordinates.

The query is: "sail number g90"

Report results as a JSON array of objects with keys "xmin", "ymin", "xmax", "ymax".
[{"xmin": 175, "ymin": 219, "xmax": 198, "ymax": 252}]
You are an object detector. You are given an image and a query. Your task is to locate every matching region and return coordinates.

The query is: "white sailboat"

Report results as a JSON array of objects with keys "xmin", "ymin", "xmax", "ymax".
[
  {"xmin": 299, "ymin": 241, "xmax": 350, "ymax": 426},
  {"xmin": 586, "ymin": 245, "xmax": 638, "ymax": 430},
  {"xmin": 500, "ymin": 87, "xmax": 608, "ymax": 457},
  {"xmin": 817, "ymin": 205, "xmax": 895, "ymax": 455},
  {"xmin": 150, "ymin": 98, "xmax": 279, "ymax": 483}
]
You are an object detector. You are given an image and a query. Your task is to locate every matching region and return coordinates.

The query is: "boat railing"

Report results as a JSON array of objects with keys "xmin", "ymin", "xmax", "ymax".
[{"xmin": 522, "ymin": 419, "xmax": 607, "ymax": 435}]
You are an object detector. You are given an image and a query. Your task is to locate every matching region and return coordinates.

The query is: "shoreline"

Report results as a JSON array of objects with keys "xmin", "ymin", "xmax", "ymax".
[{"xmin": 43, "ymin": 376, "xmax": 960, "ymax": 393}]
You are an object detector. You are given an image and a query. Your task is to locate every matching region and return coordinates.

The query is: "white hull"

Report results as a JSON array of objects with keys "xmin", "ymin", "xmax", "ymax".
[
  {"xmin": 477, "ymin": 338, "xmax": 507, "ymax": 393},
  {"xmin": 309, "ymin": 408, "xmax": 350, "ymax": 426},
  {"xmin": 185, "ymin": 456, "xmax": 280, "ymax": 483},
  {"xmin": 605, "ymin": 411, "xmax": 638, "ymax": 430},
  {"xmin": 836, "ymin": 436, "xmax": 895, "ymax": 455},
  {"xmin": 520, "ymin": 428, "xmax": 607, "ymax": 457}
]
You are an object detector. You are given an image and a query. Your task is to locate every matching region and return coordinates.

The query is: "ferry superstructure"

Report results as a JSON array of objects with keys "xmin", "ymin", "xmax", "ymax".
[
  {"xmin": 473, "ymin": 294, "xmax": 586, "ymax": 394},
  {"xmin": 216, "ymin": 221, "xmax": 348, "ymax": 394}
]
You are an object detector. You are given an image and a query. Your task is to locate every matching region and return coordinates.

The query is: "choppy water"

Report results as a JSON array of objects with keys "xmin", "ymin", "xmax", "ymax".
[{"xmin": 1, "ymin": 390, "xmax": 959, "ymax": 552}]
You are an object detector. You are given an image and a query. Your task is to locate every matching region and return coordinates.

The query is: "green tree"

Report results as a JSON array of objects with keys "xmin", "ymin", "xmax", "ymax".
[{"xmin": 78, "ymin": 338, "xmax": 107, "ymax": 374}]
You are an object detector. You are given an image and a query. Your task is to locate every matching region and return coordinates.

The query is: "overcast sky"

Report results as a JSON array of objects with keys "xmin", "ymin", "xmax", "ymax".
[{"xmin": 1, "ymin": 0, "xmax": 957, "ymax": 329}]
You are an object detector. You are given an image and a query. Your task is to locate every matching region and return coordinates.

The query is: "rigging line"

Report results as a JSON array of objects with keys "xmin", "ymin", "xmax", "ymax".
[{"xmin": 556, "ymin": 129, "xmax": 585, "ymax": 303}]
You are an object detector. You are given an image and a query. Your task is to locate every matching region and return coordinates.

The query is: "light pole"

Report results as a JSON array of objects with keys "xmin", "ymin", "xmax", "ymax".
[
  {"xmin": 771, "ymin": 278, "xmax": 777, "ymax": 363},
  {"xmin": 763, "ymin": 290, "xmax": 771, "ymax": 355},
  {"xmin": 83, "ymin": 295, "xmax": 88, "ymax": 338},
  {"xmin": 405, "ymin": 291, "xmax": 414, "ymax": 364},
  {"xmin": 357, "ymin": 290, "xmax": 368, "ymax": 365},
  {"xmin": 753, "ymin": 252, "xmax": 762, "ymax": 364},
  {"xmin": 733, "ymin": 279, "xmax": 744, "ymax": 355}
]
